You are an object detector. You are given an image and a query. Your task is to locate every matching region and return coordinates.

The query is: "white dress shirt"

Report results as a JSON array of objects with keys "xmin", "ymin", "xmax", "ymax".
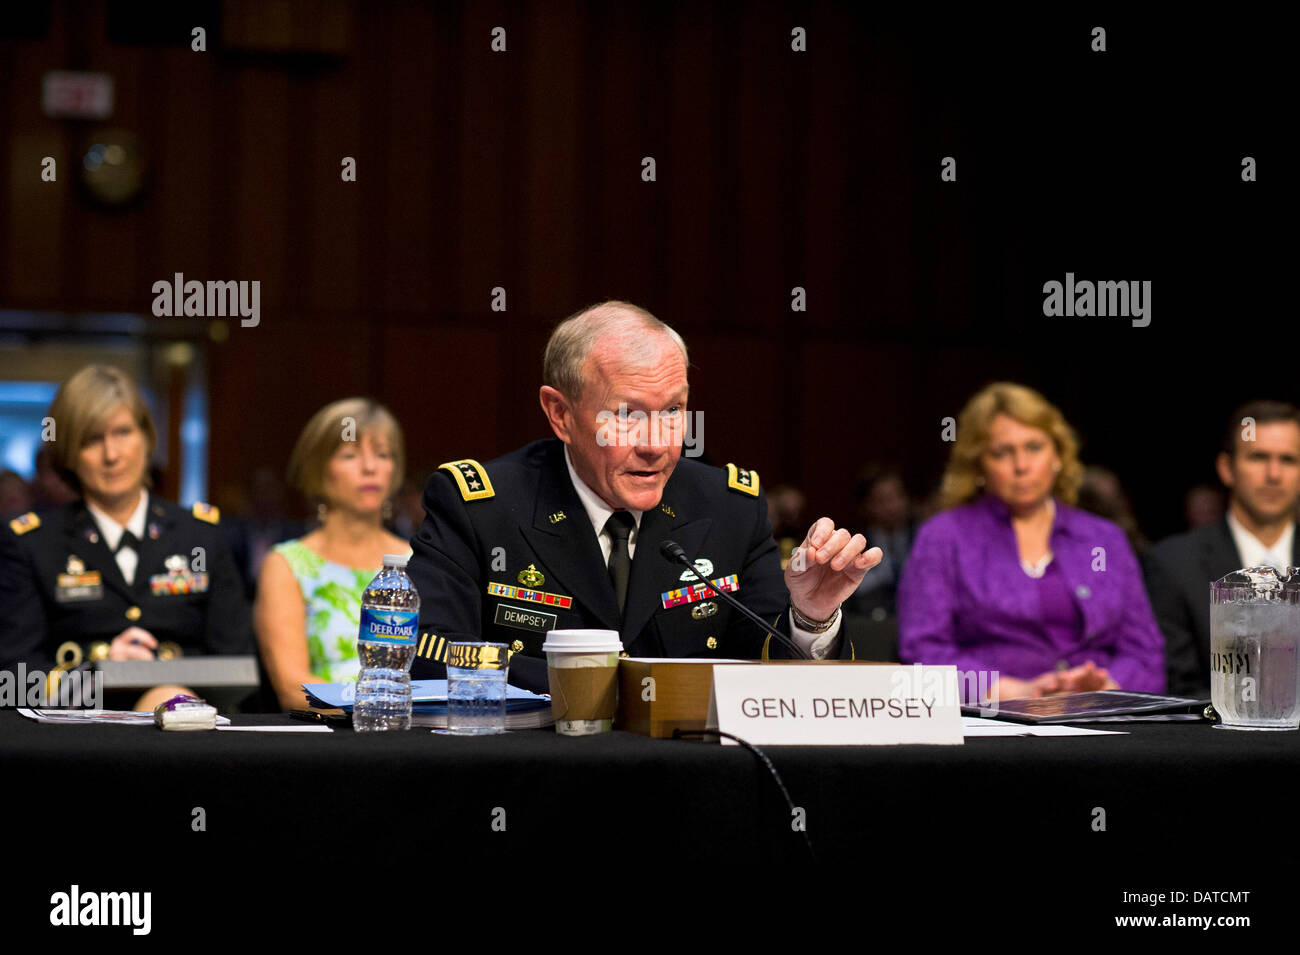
[
  {"xmin": 1226, "ymin": 510, "xmax": 1294, "ymax": 573},
  {"xmin": 563, "ymin": 448, "xmax": 840, "ymax": 658},
  {"xmin": 87, "ymin": 490, "xmax": 150, "ymax": 586}
]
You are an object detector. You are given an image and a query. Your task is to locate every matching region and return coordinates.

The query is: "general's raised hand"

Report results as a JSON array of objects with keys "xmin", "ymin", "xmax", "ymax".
[{"xmin": 784, "ymin": 517, "xmax": 883, "ymax": 622}]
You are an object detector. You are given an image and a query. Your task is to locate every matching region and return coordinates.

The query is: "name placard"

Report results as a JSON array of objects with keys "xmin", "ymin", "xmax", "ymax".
[{"xmin": 706, "ymin": 664, "xmax": 963, "ymax": 746}]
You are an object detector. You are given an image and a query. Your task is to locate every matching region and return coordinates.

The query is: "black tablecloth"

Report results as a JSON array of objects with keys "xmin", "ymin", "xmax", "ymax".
[{"xmin": 3, "ymin": 710, "xmax": 1292, "ymax": 935}]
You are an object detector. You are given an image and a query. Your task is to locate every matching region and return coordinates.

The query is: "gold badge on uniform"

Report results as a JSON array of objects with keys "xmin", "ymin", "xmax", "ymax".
[
  {"xmin": 692, "ymin": 600, "xmax": 718, "ymax": 620},
  {"xmin": 548, "ymin": 511, "xmax": 566, "ymax": 524},
  {"xmin": 56, "ymin": 555, "xmax": 103, "ymax": 603},
  {"xmin": 706, "ymin": 636, "xmax": 718, "ymax": 650},
  {"xmin": 517, "ymin": 564, "xmax": 545, "ymax": 587}
]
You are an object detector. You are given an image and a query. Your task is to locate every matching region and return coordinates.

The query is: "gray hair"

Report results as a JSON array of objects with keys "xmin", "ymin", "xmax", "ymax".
[{"xmin": 542, "ymin": 300, "xmax": 689, "ymax": 402}]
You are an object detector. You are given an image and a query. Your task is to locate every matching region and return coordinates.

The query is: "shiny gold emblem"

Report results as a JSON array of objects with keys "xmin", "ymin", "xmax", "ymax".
[
  {"xmin": 125, "ymin": 606, "xmax": 142, "ymax": 621},
  {"xmin": 88, "ymin": 641, "xmax": 111, "ymax": 662},
  {"xmin": 660, "ymin": 503, "xmax": 676, "ymax": 518},
  {"xmin": 510, "ymin": 639, "xmax": 524, "ymax": 654},
  {"xmin": 692, "ymin": 600, "xmax": 718, "ymax": 620},
  {"xmin": 705, "ymin": 636, "xmax": 718, "ymax": 650},
  {"xmin": 548, "ymin": 511, "xmax": 566, "ymax": 524},
  {"xmin": 66, "ymin": 555, "xmax": 86, "ymax": 575},
  {"xmin": 158, "ymin": 641, "xmax": 182, "ymax": 660},
  {"xmin": 517, "ymin": 564, "xmax": 545, "ymax": 587}
]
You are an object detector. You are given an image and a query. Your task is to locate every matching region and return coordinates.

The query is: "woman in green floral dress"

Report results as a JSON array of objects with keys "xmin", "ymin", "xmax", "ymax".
[{"xmin": 254, "ymin": 399, "xmax": 411, "ymax": 709}]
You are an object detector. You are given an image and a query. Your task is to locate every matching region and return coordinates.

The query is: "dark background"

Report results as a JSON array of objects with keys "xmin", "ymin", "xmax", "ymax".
[{"xmin": 0, "ymin": 2, "xmax": 1288, "ymax": 540}]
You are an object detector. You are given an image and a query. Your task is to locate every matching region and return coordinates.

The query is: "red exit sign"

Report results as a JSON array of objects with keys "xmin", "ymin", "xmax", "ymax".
[{"xmin": 42, "ymin": 71, "xmax": 115, "ymax": 120}]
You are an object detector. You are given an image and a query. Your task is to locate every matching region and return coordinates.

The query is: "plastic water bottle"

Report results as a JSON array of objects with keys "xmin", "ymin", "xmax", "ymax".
[{"xmin": 354, "ymin": 554, "xmax": 419, "ymax": 732}]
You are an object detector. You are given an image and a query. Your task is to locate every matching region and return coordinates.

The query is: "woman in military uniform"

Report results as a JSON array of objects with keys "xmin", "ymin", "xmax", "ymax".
[{"xmin": 0, "ymin": 365, "xmax": 253, "ymax": 709}]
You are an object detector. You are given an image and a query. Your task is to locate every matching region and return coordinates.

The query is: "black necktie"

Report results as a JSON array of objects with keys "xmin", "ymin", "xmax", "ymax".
[
  {"xmin": 604, "ymin": 512, "xmax": 636, "ymax": 617},
  {"xmin": 116, "ymin": 530, "xmax": 140, "ymax": 554}
]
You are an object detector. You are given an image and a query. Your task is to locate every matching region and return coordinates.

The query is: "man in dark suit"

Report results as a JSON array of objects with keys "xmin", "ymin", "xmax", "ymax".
[
  {"xmin": 407, "ymin": 300, "xmax": 883, "ymax": 694},
  {"xmin": 1144, "ymin": 401, "xmax": 1300, "ymax": 697}
]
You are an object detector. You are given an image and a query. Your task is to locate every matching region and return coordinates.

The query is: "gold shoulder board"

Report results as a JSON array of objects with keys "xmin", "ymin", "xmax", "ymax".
[
  {"xmin": 192, "ymin": 501, "xmax": 221, "ymax": 524},
  {"xmin": 726, "ymin": 463, "xmax": 760, "ymax": 497},
  {"xmin": 439, "ymin": 459, "xmax": 496, "ymax": 502},
  {"xmin": 9, "ymin": 511, "xmax": 41, "ymax": 535}
]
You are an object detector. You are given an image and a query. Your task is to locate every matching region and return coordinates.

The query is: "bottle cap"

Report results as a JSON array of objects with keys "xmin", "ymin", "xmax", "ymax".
[{"xmin": 383, "ymin": 553, "xmax": 410, "ymax": 568}]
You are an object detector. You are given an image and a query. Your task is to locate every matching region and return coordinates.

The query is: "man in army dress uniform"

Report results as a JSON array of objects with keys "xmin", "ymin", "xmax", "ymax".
[{"xmin": 407, "ymin": 301, "xmax": 882, "ymax": 694}]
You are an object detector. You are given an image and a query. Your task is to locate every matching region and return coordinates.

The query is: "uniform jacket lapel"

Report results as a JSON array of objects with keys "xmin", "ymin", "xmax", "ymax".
[
  {"xmin": 133, "ymin": 497, "xmax": 173, "ymax": 596},
  {"xmin": 622, "ymin": 495, "xmax": 712, "ymax": 651},
  {"xmin": 66, "ymin": 505, "xmax": 134, "ymax": 603},
  {"xmin": 1208, "ymin": 518, "xmax": 1242, "ymax": 579},
  {"xmin": 519, "ymin": 442, "xmax": 621, "ymax": 630}
]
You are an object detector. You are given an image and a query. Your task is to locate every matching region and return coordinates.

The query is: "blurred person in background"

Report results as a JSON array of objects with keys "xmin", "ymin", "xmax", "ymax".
[
  {"xmin": 1077, "ymin": 464, "xmax": 1148, "ymax": 555},
  {"xmin": 0, "ymin": 469, "xmax": 32, "ymax": 522},
  {"xmin": 0, "ymin": 365, "xmax": 252, "ymax": 710},
  {"xmin": 254, "ymin": 399, "xmax": 409, "ymax": 710},
  {"xmin": 1145, "ymin": 401, "xmax": 1300, "ymax": 697},
  {"xmin": 767, "ymin": 483, "xmax": 806, "ymax": 568},
  {"xmin": 846, "ymin": 466, "xmax": 915, "ymax": 619},
  {"xmin": 1183, "ymin": 482, "xmax": 1226, "ymax": 530},
  {"xmin": 222, "ymin": 466, "xmax": 306, "ymax": 600},
  {"xmin": 31, "ymin": 447, "xmax": 77, "ymax": 511},
  {"xmin": 390, "ymin": 475, "xmax": 428, "ymax": 540},
  {"xmin": 898, "ymin": 382, "xmax": 1165, "ymax": 701}
]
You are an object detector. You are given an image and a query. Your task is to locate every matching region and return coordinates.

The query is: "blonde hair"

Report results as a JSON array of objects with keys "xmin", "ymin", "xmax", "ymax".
[
  {"xmin": 286, "ymin": 398, "xmax": 405, "ymax": 505},
  {"xmin": 47, "ymin": 365, "xmax": 157, "ymax": 491},
  {"xmin": 939, "ymin": 382, "xmax": 1082, "ymax": 509},
  {"xmin": 542, "ymin": 300, "xmax": 688, "ymax": 402}
]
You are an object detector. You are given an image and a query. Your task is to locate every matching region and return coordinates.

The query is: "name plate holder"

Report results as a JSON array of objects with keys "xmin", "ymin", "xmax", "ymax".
[{"xmin": 706, "ymin": 663, "xmax": 964, "ymax": 745}]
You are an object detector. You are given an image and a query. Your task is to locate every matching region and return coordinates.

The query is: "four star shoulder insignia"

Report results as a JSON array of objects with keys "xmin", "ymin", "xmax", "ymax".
[
  {"xmin": 9, "ymin": 511, "xmax": 41, "ymax": 535},
  {"xmin": 191, "ymin": 501, "xmax": 220, "ymax": 524},
  {"xmin": 439, "ymin": 459, "xmax": 496, "ymax": 501},
  {"xmin": 725, "ymin": 463, "xmax": 760, "ymax": 497}
]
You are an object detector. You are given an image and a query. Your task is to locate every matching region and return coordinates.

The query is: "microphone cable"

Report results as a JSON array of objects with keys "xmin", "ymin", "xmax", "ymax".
[{"xmin": 672, "ymin": 727, "xmax": 816, "ymax": 862}]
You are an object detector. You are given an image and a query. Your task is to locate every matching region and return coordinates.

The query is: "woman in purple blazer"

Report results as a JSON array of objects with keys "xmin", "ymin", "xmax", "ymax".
[{"xmin": 898, "ymin": 382, "xmax": 1165, "ymax": 702}]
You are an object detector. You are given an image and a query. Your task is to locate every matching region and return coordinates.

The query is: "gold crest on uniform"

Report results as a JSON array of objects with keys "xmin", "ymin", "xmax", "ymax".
[
  {"xmin": 517, "ymin": 564, "xmax": 545, "ymax": 587},
  {"xmin": 726, "ymin": 463, "xmax": 760, "ymax": 497},
  {"xmin": 440, "ymin": 459, "xmax": 496, "ymax": 501}
]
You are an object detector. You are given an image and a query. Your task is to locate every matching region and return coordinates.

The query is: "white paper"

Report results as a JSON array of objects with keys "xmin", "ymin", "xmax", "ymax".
[
  {"xmin": 17, "ymin": 707, "xmax": 231, "ymax": 726},
  {"xmin": 961, "ymin": 716, "xmax": 1126, "ymax": 737}
]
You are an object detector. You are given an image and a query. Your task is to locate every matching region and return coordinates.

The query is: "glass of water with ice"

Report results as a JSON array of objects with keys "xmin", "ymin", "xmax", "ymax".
[
  {"xmin": 1210, "ymin": 567, "xmax": 1300, "ymax": 731},
  {"xmin": 446, "ymin": 642, "xmax": 509, "ymax": 735}
]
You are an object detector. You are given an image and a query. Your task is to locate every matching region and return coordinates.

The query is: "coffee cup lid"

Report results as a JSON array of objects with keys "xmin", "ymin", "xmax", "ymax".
[{"xmin": 542, "ymin": 629, "xmax": 623, "ymax": 652}]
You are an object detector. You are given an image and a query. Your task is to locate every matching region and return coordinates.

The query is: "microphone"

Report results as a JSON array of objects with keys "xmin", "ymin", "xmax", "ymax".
[{"xmin": 659, "ymin": 540, "xmax": 810, "ymax": 660}]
